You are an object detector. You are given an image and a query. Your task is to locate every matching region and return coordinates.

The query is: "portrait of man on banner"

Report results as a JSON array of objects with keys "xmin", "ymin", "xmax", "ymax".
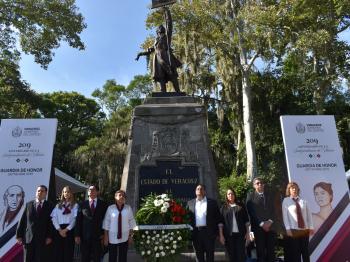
[{"xmin": 0, "ymin": 185, "xmax": 25, "ymax": 236}]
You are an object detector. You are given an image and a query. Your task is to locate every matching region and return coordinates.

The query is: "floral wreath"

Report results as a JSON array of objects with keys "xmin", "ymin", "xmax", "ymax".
[{"xmin": 133, "ymin": 193, "xmax": 192, "ymax": 261}]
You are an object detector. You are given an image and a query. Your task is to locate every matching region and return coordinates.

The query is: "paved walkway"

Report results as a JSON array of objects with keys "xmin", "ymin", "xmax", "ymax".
[
  {"xmin": 74, "ymin": 244, "xmax": 228, "ymax": 261},
  {"xmin": 102, "ymin": 248, "xmax": 227, "ymax": 261}
]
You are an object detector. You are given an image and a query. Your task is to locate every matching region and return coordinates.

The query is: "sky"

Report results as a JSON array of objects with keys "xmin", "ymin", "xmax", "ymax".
[
  {"xmin": 19, "ymin": 0, "xmax": 152, "ymax": 97},
  {"xmin": 19, "ymin": 1, "xmax": 350, "ymax": 98}
]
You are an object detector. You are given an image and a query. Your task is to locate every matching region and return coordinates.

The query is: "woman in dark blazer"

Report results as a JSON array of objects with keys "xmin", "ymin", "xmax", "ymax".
[{"xmin": 220, "ymin": 188, "xmax": 250, "ymax": 262}]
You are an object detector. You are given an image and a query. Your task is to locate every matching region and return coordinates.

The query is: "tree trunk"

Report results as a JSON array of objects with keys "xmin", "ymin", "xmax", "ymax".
[
  {"xmin": 235, "ymin": 128, "xmax": 242, "ymax": 170},
  {"xmin": 242, "ymin": 69, "xmax": 257, "ymax": 180},
  {"xmin": 230, "ymin": 0, "xmax": 258, "ymax": 181}
]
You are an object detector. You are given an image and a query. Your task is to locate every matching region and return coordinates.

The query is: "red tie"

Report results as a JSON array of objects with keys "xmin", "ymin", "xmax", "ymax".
[
  {"xmin": 63, "ymin": 203, "xmax": 71, "ymax": 215},
  {"xmin": 90, "ymin": 200, "xmax": 95, "ymax": 215},
  {"xmin": 116, "ymin": 204, "xmax": 124, "ymax": 239},
  {"xmin": 293, "ymin": 198, "xmax": 305, "ymax": 228}
]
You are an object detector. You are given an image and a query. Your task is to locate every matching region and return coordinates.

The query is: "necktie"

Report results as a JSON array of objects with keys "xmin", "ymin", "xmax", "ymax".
[
  {"xmin": 37, "ymin": 202, "xmax": 42, "ymax": 215},
  {"xmin": 90, "ymin": 200, "xmax": 95, "ymax": 215},
  {"xmin": 116, "ymin": 204, "xmax": 124, "ymax": 239},
  {"xmin": 293, "ymin": 198, "xmax": 305, "ymax": 228},
  {"xmin": 63, "ymin": 203, "xmax": 71, "ymax": 215},
  {"xmin": 259, "ymin": 193, "xmax": 265, "ymax": 208}
]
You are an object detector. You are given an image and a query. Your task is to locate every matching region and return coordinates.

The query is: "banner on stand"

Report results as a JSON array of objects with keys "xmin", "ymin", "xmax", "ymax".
[
  {"xmin": 280, "ymin": 115, "xmax": 350, "ymax": 261},
  {"xmin": 0, "ymin": 119, "xmax": 57, "ymax": 258}
]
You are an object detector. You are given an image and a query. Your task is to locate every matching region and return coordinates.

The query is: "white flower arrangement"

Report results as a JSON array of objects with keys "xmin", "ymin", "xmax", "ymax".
[
  {"xmin": 160, "ymin": 206, "xmax": 168, "ymax": 213},
  {"xmin": 134, "ymin": 193, "xmax": 192, "ymax": 261},
  {"xmin": 134, "ymin": 228, "xmax": 190, "ymax": 261}
]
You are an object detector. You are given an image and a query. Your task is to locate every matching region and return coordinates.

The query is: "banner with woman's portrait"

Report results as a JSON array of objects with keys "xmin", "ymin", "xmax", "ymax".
[
  {"xmin": 281, "ymin": 115, "xmax": 350, "ymax": 261},
  {"xmin": 0, "ymin": 119, "xmax": 57, "ymax": 258}
]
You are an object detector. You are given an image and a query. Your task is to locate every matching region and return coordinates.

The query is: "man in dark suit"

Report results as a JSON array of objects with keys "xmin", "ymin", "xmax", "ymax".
[
  {"xmin": 16, "ymin": 185, "xmax": 54, "ymax": 262},
  {"xmin": 246, "ymin": 177, "xmax": 277, "ymax": 262},
  {"xmin": 75, "ymin": 185, "xmax": 107, "ymax": 262},
  {"xmin": 187, "ymin": 184, "xmax": 223, "ymax": 262}
]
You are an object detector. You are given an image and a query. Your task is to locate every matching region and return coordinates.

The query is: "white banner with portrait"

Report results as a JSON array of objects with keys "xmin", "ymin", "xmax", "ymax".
[
  {"xmin": 0, "ymin": 119, "xmax": 57, "ymax": 257},
  {"xmin": 280, "ymin": 115, "xmax": 350, "ymax": 261}
]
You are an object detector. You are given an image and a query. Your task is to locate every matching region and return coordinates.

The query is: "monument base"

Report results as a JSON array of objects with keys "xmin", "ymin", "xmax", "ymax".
[
  {"xmin": 121, "ymin": 96, "xmax": 218, "ymax": 210},
  {"xmin": 151, "ymin": 92, "xmax": 186, "ymax": 97}
]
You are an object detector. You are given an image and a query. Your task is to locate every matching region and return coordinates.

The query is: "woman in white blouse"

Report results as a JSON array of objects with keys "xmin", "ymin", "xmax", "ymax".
[
  {"xmin": 51, "ymin": 186, "xmax": 79, "ymax": 262},
  {"xmin": 103, "ymin": 190, "xmax": 136, "ymax": 262},
  {"xmin": 282, "ymin": 182, "xmax": 313, "ymax": 262}
]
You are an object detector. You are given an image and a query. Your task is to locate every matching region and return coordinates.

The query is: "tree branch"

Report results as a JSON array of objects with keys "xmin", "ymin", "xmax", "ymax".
[
  {"xmin": 247, "ymin": 52, "xmax": 259, "ymax": 71},
  {"xmin": 337, "ymin": 23, "xmax": 350, "ymax": 34}
]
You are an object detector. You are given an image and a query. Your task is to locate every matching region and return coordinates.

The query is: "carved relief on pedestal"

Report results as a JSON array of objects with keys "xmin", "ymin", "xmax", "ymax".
[{"xmin": 142, "ymin": 127, "xmax": 198, "ymax": 162}]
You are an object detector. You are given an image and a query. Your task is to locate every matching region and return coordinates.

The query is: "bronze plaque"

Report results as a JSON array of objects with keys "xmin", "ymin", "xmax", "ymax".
[{"xmin": 151, "ymin": 0, "xmax": 176, "ymax": 9}]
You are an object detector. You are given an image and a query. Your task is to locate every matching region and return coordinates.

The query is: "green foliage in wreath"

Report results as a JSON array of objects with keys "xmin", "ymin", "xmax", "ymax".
[
  {"xmin": 133, "ymin": 193, "xmax": 192, "ymax": 261},
  {"xmin": 135, "ymin": 193, "xmax": 191, "ymax": 225}
]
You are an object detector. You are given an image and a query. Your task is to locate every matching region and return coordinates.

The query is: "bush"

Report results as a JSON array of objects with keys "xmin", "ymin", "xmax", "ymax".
[{"xmin": 218, "ymin": 173, "xmax": 251, "ymax": 203}]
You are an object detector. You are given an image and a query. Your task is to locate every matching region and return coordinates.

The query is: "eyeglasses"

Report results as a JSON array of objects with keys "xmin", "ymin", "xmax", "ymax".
[{"xmin": 254, "ymin": 182, "xmax": 263, "ymax": 185}]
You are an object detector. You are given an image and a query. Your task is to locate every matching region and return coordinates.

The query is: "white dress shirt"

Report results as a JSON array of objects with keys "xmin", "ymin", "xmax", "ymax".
[
  {"xmin": 195, "ymin": 197, "xmax": 207, "ymax": 227},
  {"xmin": 229, "ymin": 204, "xmax": 239, "ymax": 233},
  {"xmin": 282, "ymin": 197, "xmax": 314, "ymax": 230},
  {"xmin": 51, "ymin": 202, "xmax": 79, "ymax": 231},
  {"xmin": 89, "ymin": 198, "xmax": 97, "ymax": 208},
  {"xmin": 103, "ymin": 204, "xmax": 136, "ymax": 244}
]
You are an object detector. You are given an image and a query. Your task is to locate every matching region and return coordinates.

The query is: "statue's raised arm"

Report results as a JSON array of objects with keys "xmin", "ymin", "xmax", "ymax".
[{"xmin": 163, "ymin": 7, "xmax": 173, "ymax": 47}]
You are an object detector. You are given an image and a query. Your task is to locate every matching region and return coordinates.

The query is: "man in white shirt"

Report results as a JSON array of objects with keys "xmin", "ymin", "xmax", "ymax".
[
  {"xmin": 187, "ymin": 184, "xmax": 223, "ymax": 262},
  {"xmin": 103, "ymin": 190, "xmax": 136, "ymax": 262}
]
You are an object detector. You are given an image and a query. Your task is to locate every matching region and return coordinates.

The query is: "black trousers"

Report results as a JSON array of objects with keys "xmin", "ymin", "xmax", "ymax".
[
  {"xmin": 53, "ymin": 224, "xmax": 75, "ymax": 262},
  {"xmin": 81, "ymin": 238, "xmax": 103, "ymax": 262},
  {"xmin": 284, "ymin": 230, "xmax": 310, "ymax": 262},
  {"xmin": 225, "ymin": 233, "xmax": 246, "ymax": 262},
  {"xmin": 108, "ymin": 241, "xmax": 128, "ymax": 262},
  {"xmin": 254, "ymin": 227, "xmax": 276, "ymax": 262},
  {"xmin": 192, "ymin": 227, "xmax": 215, "ymax": 262},
  {"xmin": 24, "ymin": 237, "xmax": 52, "ymax": 262}
]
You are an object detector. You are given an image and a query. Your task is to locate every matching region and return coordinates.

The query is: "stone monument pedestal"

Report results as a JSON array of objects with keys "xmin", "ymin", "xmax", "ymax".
[{"xmin": 121, "ymin": 94, "xmax": 218, "ymax": 210}]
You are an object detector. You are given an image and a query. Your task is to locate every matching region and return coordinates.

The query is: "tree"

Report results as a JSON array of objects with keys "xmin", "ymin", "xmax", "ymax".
[
  {"xmin": 74, "ymin": 107, "xmax": 132, "ymax": 197},
  {"xmin": 92, "ymin": 75, "xmax": 154, "ymax": 116},
  {"xmin": 127, "ymin": 74, "xmax": 153, "ymax": 100},
  {"xmin": 39, "ymin": 91, "xmax": 105, "ymax": 172},
  {"xmin": 281, "ymin": 0, "xmax": 350, "ymax": 114},
  {"xmin": 75, "ymin": 75, "xmax": 153, "ymax": 196},
  {"xmin": 241, "ymin": 0, "xmax": 350, "ymax": 114},
  {"xmin": 0, "ymin": 0, "xmax": 86, "ymax": 119},
  {"xmin": 92, "ymin": 80, "xmax": 127, "ymax": 116},
  {"xmin": 0, "ymin": 76, "xmax": 41, "ymax": 119},
  {"xmin": 0, "ymin": 0, "xmax": 86, "ymax": 69},
  {"xmin": 164, "ymin": 1, "xmax": 262, "ymax": 180},
  {"xmin": 138, "ymin": 1, "xmax": 350, "ymax": 184}
]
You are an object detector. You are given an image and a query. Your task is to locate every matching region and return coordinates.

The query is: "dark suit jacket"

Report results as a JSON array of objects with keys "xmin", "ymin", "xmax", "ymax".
[
  {"xmin": 246, "ymin": 191, "xmax": 276, "ymax": 231},
  {"xmin": 75, "ymin": 199, "xmax": 107, "ymax": 241},
  {"xmin": 220, "ymin": 203, "xmax": 249, "ymax": 237},
  {"xmin": 187, "ymin": 197, "xmax": 222, "ymax": 239},
  {"xmin": 16, "ymin": 200, "xmax": 54, "ymax": 244}
]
